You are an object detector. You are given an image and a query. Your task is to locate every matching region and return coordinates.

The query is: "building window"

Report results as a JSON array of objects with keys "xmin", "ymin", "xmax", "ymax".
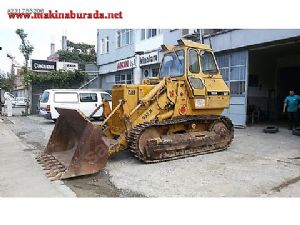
[
  {"xmin": 143, "ymin": 69, "xmax": 149, "ymax": 77},
  {"xmin": 116, "ymin": 29, "xmax": 134, "ymax": 48},
  {"xmin": 141, "ymin": 29, "xmax": 159, "ymax": 40},
  {"xmin": 115, "ymin": 73, "xmax": 133, "ymax": 84},
  {"xmin": 100, "ymin": 36, "xmax": 109, "ymax": 54},
  {"xmin": 216, "ymin": 51, "xmax": 247, "ymax": 96},
  {"xmin": 152, "ymin": 68, "xmax": 159, "ymax": 77}
]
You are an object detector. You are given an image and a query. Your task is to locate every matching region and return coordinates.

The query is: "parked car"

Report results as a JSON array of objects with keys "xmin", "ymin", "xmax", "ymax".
[
  {"xmin": 39, "ymin": 89, "xmax": 112, "ymax": 121},
  {"xmin": 2, "ymin": 92, "xmax": 15, "ymax": 107},
  {"xmin": 12, "ymin": 97, "xmax": 28, "ymax": 107},
  {"xmin": 4, "ymin": 92, "xmax": 15, "ymax": 101}
]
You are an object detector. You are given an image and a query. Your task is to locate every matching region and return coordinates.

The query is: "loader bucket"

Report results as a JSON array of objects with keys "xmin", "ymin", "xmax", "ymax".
[{"xmin": 37, "ymin": 108, "xmax": 109, "ymax": 180}]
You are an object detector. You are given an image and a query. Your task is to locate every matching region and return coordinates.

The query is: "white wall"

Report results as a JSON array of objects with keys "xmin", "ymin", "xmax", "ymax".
[{"xmin": 204, "ymin": 29, "xmax": 300, "ymax": 52}]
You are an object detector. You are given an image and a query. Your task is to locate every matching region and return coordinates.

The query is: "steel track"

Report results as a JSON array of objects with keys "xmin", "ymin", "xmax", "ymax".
[{"xmin": 128, "ymin": 115, "xmax": 234, "ymax": 163}]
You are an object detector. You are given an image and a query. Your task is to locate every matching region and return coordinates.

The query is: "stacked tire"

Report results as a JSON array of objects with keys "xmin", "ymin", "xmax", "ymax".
[
  {"xmin": 292, "ymin": 127, "xmax": 300, "ymax": 136},
  {"xmin": 263, "ymin": 126, "xmax": 279, "ymax": 133}
]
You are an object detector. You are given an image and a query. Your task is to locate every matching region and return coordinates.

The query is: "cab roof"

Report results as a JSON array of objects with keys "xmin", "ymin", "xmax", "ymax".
[{"xmin": 161, "ymin": 39, "xmax": 212, "ymax": 52}]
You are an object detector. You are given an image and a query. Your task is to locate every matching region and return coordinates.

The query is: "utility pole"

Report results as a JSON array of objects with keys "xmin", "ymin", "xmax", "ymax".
[
  {"xmin": 0, "ymin": 47, "xmax": 2, "ymax": 113},
  {"xmin": 7, "ymin": 53, "xmax": 16, "ymax": 77},
  {"xmin": 0, "ymin": 87, "xmax": 2, "ymax": 114},
  {"xmin": 199, "ymin": 29, "xmax": 204, "ymax": 44}
]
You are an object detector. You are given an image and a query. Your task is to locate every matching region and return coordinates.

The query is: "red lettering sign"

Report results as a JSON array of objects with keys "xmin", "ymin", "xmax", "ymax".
[{"xmin": 117, "ymin": 60, "xmax": 130, "ymax": 70}]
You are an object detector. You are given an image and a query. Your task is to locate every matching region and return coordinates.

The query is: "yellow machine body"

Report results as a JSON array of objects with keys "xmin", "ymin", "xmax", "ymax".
[{"xmin": 37, "ymin": 39, "xmax": 234, "ymax": 180}]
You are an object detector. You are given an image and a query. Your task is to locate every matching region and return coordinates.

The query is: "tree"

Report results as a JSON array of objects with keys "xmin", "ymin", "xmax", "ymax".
[
  {"xmin": 0, "ymin": 72, "xmax": 14, "ymax": 91},
  {"xmin": 23, "ymin": 70, "xmax": 85, "ymax": 88},
  {"xmin": 57, "ymin": 41, "xmax": 96, "ymax": 70},
  {"xmin": 15, "ymin": 29, "xmax": 34, "ymax": 71},
  {"xmin": 16, "ymin": 29, "xmax": 34, "ymax": 115}
]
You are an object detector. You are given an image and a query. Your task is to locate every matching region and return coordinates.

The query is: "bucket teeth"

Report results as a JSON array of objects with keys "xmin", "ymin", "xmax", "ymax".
[
  {"xmin": 56, "ymin": 164, "xmax": 65, "ymax": 170},
  {"xmin": 36, "ymin": 153, "xmax": 67, "ymax": 180},
  {"xmin": 37, "ymin": 155, "xmax": 54, "ymax": 163},
  {"xmin": 42, "ymin": 160, "xmax": 51, "ymax": 165},
  {"xmin": 42, "ymin": 166, "xmax": 52, "ymax": 170},
  {"xmin": 40, "ymin": 161, "xmax": 51, "ymax": 167},
  {"xmin": 38, "ymin": 160, "xmax": 47, "ymax": 164},
  {"xmin": 49, "ymin": 172, "xmax": 63, "ymax": 181},
  {"xmin": 35, "ymin": 153, "xmax": 44, "ymax": 158},
  {"xmin": 47, "ymin": 170, "xmax": 59, "ymax": 177},
  {"xmin": 59, "ymin": 169, "xmax": 66, "ymax": 173},
  {"xmin": 46, "ymin": 169, "xmax": 54, "ymax": 176}
]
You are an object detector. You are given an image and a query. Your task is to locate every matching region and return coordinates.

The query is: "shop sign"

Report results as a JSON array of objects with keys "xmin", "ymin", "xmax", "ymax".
[
  {"xmin": 117, "ymin": 58, "xmax": 135, "ymax": 70},
  {"xmin": 140, "ymin": 51, "xmax": 159, "ymax": 66},
  {"xmin": 57, "ymin": 62, "xmax": 78, "ymax": 71},
  {"xmin": 31, "ymin": 59, "xmax": 56, "ymax": 72}
]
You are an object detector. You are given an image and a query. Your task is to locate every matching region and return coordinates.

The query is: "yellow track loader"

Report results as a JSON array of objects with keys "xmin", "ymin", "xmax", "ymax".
[{"xmin": 36, "ymin": 39, "xmax": 234, "ymax": 180}]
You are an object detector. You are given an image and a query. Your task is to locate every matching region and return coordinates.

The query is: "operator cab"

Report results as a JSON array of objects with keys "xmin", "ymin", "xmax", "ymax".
[{"xmin": 159, "ymin": 39, "xmax": 219, "ymax": 78}]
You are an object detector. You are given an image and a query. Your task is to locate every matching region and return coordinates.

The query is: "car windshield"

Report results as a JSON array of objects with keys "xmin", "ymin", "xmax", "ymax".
[
  {"xmin": 160, "ymin": 50, "xmax": 185, "ymax": 77},
  {"xmin": 40, "ymin": 91, "xmax": 50, "ymax": 103},
  {"xmin": 101, "ymin": 93, "xmax": 112, "ymax": 101}
]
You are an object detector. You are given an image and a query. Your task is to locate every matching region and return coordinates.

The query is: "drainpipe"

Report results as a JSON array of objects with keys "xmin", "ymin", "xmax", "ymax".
[{"xmin": 134, "ymin": 54, "xmax": 142, "ymax": 84}]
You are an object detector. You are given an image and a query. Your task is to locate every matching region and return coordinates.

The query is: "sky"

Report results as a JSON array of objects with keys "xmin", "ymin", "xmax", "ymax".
[{"xmin": 0, "ymin": 28, "xmax": 97, "ymax": 74}]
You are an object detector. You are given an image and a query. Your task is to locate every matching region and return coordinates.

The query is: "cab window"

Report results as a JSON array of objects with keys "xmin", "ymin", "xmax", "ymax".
[
  {"xmin": 188, "ymin": 77, "xmax": 204, "ymax": 89},
  {"xmin": 188, "ymin": 49, "xmax": 200, "ymax": 73},
  {"xmin": 160, "ymin": 50, "xmax": 185, "ymax": 77},
  {"xmin": 200, "ymin": 50, "xmax": 218, "ymax": 74}
]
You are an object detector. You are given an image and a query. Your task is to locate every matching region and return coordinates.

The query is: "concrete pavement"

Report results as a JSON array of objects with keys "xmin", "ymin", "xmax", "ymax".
[
  {"xmin": 0, "ymin": 118, "xmax": 75, "ymax": 197},
  {"xmin": 3, "ymin": 115, "xmax": 300, "ymax": 197}
]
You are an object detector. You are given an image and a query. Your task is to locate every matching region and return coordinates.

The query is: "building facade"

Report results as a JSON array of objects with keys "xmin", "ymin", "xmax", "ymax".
[
  {"xmin": 96, "ymin": 29, "xmax": 200, "ymax": 90},
  {"xmin": 203, "ymin": 29, "xmax": 300, "ymax": 126},
  {"xmin": 97, "ymin": 29, "xmax": 300, "ymax": 127}
]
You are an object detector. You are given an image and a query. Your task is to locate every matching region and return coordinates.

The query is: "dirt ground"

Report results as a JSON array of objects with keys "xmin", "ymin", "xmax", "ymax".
[{"xmin": 6, "ymin": 115, "xmax": 300, "ymax": 197}]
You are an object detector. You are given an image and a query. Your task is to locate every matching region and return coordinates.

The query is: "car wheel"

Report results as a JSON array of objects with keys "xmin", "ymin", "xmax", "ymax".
[
  {"xmin": 292, "ymin": 127, "xmax": 300, "ymax": 136},
  {"xmin": 263, "ymin": 125, "xmax": 279, "ymax": 133}
]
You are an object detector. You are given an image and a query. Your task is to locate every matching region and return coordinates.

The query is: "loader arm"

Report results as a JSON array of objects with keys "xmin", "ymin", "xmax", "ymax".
[{"xmin": 102, "ymin": 77, "xmax": 179, "ymax": 155}]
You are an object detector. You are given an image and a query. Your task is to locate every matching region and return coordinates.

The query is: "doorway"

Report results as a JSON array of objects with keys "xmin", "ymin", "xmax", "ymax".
[
  {"xmin": 278, "ymin": 67, "xmax": 300, "ymax": 121},
  {"xmin": 248, "ymin": 40, "xmax": 300, "ymax": 125}
]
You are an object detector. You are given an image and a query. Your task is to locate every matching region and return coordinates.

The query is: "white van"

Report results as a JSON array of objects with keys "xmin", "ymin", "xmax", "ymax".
[{"xmin": 39, "ymin": 89, "xmax": 112, "ymax": 121}]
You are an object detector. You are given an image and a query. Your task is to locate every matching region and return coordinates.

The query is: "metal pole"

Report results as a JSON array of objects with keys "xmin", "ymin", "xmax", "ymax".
[
  {"xmin": 199, "ymin": 29, "xmax": 204, "ymax": 44},
  {"xmin": 0, "ymin": 88, "xmax": 2, "ymax": 114}
]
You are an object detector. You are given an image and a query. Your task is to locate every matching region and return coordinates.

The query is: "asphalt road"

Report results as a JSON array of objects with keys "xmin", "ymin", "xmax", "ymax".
[{"xmin": 6, "ymin": 115, "xmax": 300, "ymax": 197}]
